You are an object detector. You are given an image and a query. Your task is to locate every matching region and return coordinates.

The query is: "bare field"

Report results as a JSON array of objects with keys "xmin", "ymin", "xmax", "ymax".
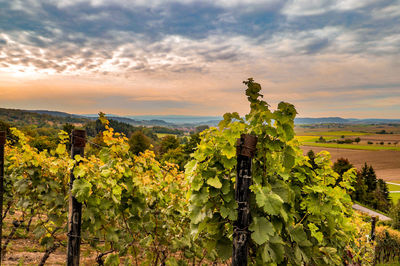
[
  {"xmin": 359, "ymin": 134, "xmax": 400, "ymax": 141},
  {"xmin": 358, "ymin": 134, "xmax": 400, "ymax": 146},
  {"xmin": 301, "ymin": 146, "xmax": 400, "ymax": 182}
]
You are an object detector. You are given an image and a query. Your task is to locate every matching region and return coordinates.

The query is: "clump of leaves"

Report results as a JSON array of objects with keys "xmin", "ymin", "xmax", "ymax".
[{"xmin": 186, "ymin": 78, "xmax": 357, "ymax": 265}]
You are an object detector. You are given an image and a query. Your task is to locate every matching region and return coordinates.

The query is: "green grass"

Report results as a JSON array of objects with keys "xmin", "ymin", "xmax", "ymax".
[
  {"xmin": 302, "ymin": 142, "xmax": 400, "ymax": 151},
  {"xmin": 390, "ymin": 193, "xmax": 400, "ymax": 204},
  {"xmin": 376, "ymin": 262, "xmax": 400, "ymax": 266},
  {"xmin": 295, "ymin": 136, "xmax": 337, "ymax": 142},
  {"xmin": 388, "ymin": 183, "xmax": 400, "ymax": 191},
  {"xmin": 156, "ymin": 133, "xmax": 177, "ymax": 138},
  {"xmin": 299, "ymin": 131, "xmax": 372, "ymax": 136}
]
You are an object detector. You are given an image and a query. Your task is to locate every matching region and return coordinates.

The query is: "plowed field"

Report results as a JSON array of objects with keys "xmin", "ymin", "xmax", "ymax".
[{"xmin": 301, "ymin": 146, "xmax": 400, "ymax": 182}]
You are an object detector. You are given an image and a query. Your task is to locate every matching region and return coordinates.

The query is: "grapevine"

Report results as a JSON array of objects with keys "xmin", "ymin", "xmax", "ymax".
[{"xmin": 186, "ymin": 78, "xmax": 357, "ymax": 265}]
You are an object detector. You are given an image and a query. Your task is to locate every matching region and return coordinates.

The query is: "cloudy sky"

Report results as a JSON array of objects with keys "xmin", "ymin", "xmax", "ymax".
[{"xmin": 0, "ymin": 0, "xmax": 399, "ymax": 118}]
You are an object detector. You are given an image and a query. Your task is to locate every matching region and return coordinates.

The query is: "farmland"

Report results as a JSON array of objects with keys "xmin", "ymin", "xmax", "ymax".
[
  {"xmin": 301, "ymin": 142, "xmax": 400, "ymax": 151},
  {"xmin": 298, "ymin": 126, "xmax": 400, "ymax": 184},
  {"xmin": 301, "ymin": 146, "xmax": 400, "ymax": 182},
  {"xmin": 387, "ymin": 182, "xmax": 400, "ymax": 204}
]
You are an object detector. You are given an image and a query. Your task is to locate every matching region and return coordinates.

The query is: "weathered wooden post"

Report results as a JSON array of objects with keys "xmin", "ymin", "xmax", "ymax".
[
  {"xmin": 0, "ymin": 131, "xmax": 5, "ymax": 264},
  {"xmin": 67, "ymin": 130, "xmax": 86, "ymax": 266},
  {"xmin": 370, "ymin": 216, "xmax": 377, "ymax": 241},
  {"xmin": 233, "ymin": 134, "xmax": 257, "ymax": 266}
]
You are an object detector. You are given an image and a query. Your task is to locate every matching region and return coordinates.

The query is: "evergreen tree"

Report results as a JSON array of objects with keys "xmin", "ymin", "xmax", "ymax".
[
  {"xmin": 333, "ymin": 158, "xmax": 353, "ymax": 176},
  {"xmin": 333, "ymin": 158, "xmax": 353, "ymax": 185},
  {"xmin": 373, "ymin": 179, "xmax": 391, "ymax": 213},
  {"xmin": 361, "ymin": 163, "xmax": 377, "ymax": 193},
  {"xmin": 353, "ymin": 171, "xmax": 367, "ymax": 202}
]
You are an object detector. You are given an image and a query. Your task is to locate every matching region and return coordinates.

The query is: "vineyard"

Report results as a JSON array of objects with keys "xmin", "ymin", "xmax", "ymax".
[{"xmin": 0, "ymin": 79, "xmax": 399, "ymax": 265}]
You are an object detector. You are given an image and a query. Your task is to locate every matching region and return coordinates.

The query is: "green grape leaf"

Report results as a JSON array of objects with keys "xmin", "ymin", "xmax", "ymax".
[
  {"xmin": 255, "ymin": 187, "xmax": 283, "ymax": 215},
  {"xmin": 222, "ymin": 144, "xmax": 236, "ymax": 159},
  {"xmin": 308, "ymin": 223, "xmax": 324, "ymax": 243},
  {"xmin": 283, "ymin": 145, "xmax": 295, "ymax": 169},
  {"xmin": 249, "ymin": 216, "xmax": 274, "ymax": 245},
  {"xmin": 104, "ymin": 254, "xmax": 120, "ymax": 266},
  {"xmin": 216, "ymin": 237, "xmax": 232, "ymax": 260},
  {"xmin": 73, "ymin": 165, "xmax": 86, "ymax": 178},
  {"xmin": 207, "ymin": 177, "xmax": 222, "ymax": 189},
  {"xmin": 289, "ymin": 224, "xmax": 312, "ymax": 247},
  {"xmin": 71, "ymin": 179, "xmax": 92, "ymax": 202}
]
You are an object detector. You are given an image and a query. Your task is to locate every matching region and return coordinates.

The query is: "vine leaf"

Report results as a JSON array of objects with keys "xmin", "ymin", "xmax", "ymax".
[
  {"xmin": 255, "ymin": 187, "xmax": 283, "ymax": 215},
  {"xmin": 283, "ymin": 145, "xmax": 295, "ymax": 169},
  {"xmin": 249, "ymin": 217, "xmax": 274, "ymax": 245},
  {"xmin": 216, "ymin": 237, "xmax": 232, "ymax": 260},
  {"xmin": 289, "ymin": 224, "xmax": 312, "ymax": 247},
  {"xmin": 207, "ymin": 177, "xmax": 222, "ymax": 188},
  {"xmin": 71, "ymin": 179, "xmax": 92, "ymax": 202}
]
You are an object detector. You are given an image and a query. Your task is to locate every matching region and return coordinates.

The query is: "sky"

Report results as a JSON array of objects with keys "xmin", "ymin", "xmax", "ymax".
[{"xmin": 0, "ymin": 0, "xmax": 399, "ymax": 118}]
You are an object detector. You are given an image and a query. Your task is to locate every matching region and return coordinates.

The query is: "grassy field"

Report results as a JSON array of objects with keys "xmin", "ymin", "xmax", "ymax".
[
  {"xmin": 388, "ymin": 183, "xmax": 400, "ymax": 191},
  {"xmin": 388, "ymin": 182, "xmax": 400, "ymax": 204},
  {"xmin": 296, "ymin": 129, "xmax": 400, "ymax": 151},
  {"xmin": 156, "ymin": 133, "xmax": 177, "ymax": 138},
  {"xmin": 298, "ymin": 131, "xmax": 372, "ymax": 136},
  {"xmin": 295, "ymin": 136, "xmax": 336, "ymax": 142},
  {"xmin": 302, "ymin": 142, "xmax": 400, "ymax": 151},
  {"xmin": 390, "ymin": 193, "xmax": 400, "ymax": 204}
]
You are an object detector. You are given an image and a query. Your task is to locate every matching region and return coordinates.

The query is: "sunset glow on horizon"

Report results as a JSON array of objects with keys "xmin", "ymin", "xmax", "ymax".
[{"xmin": 1, "ymin": 0, "xmax": 399, "ymax": 118}]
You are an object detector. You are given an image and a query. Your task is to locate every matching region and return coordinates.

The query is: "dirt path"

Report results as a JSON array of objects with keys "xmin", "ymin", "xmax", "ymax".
[
  {"xmin": 301, "ymin": 146, "xmax": 400, "ymax": 182},
  {"xmin": 352, "ymin": 204, "xmax": 391, "ymax": 221}
]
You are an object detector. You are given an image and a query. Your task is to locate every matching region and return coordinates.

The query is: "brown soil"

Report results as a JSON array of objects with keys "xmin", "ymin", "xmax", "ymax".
[
  {"xmin": 360, "ymin": 134, "xmax": 400, "ymax": 142},
  {"xmin": 1, "ymin": 212, "xmax": 97, "ymax": 265},
  {"xmin": 2, "ymin": 240, "xmax": 97, "ymax": 265},
  {"xmin": 301, "ymin": 146, "xmax": 400, "ymax": 182}
]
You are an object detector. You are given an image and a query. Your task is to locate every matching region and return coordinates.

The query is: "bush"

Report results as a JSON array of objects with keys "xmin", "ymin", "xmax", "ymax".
[
  {"xmin": 346, "ymin": 214, "xmax": 374, "ymax": 265},
  {"xmin": 128, "ymin": 131, "xmax": 151, "ymax": 155},
  {"xmin": 391, "ymin": 201, "xmax": 400, "ymax": 230},
  {"xmin": 187, "ymin": 79, "xmax": 357, "ymax": 265},
  {"xmin": 375, "ymin": 226, "xmax": 400, "ymax": 264}
]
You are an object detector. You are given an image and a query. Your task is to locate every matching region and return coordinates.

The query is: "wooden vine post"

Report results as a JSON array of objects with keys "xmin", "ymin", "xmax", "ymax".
[
  {"xmin": 67, "ymin": 130, "xmax": 86, "ymax": 266},
  {"xmin": 233, "ymin": 134, "xmax": 257, "ymax": 266},
  {"xmin": 0, "ymin": 131, "xmax": 5, "ymax": 264},
  {"xmin": 370, "ymin": 216, "xmax": 377, "ymax": 241}
]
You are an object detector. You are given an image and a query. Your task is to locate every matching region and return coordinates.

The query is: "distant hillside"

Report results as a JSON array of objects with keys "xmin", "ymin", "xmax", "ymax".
[
  {"xmin": 108, "ymin": 116, "xmax": 173, "ymax": 126},
  {"xmin": 295, "ymin": 117, "xmax": 400, "ymax": 124},
  {"xmin": 295, "ymin": 117, "xmax": 349, "ymax": 124},
  {"xmin": 127, "ymin": 115, "xmax": 222, "ymax": 124},
  {"xmin": 86, "ymin": 114, "xmax": 219, "ymax": 126},
  {"xmin": 2, "ymin": 107, "xmax": 399, "ymax": 129},
  {"xmin": 0, "ymin": 108, "xmax": 90, "ymax": 127},
  {"xmin": 32, "ymin": 110, "xmax": 84, "ymax": 118}
]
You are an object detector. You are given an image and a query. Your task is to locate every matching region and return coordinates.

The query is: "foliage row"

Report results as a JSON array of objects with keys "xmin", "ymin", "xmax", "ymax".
[
  {"xmin": 186, "ymin": 78, "xmax": 357, "ymax": 265},
  {"xmin": 1, "ymin": 79, "xmax": 372, "ymax": 265}
]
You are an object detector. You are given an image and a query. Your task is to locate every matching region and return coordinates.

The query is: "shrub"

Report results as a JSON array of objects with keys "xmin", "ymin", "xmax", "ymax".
[
  {"xmin": 375, "ymin": 226, "xmax": 400, "ymax": 264},
  {"xmin": 391, "ymin": 201, "xmax": 400, "ymax": 230}
]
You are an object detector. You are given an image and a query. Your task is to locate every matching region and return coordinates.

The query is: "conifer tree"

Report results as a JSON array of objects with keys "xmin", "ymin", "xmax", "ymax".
[{"xmin": 361, "ymin": 163, "xmax": 377, "ymax": 193}]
